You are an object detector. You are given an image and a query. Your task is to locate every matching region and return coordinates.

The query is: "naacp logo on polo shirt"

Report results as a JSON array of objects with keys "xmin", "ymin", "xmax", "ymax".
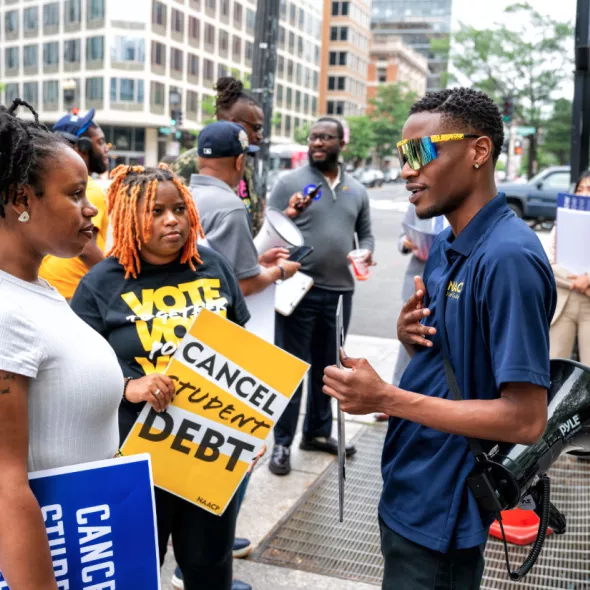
[{"xmin": 446, "ymin": 280, "xmax": 464, "ymax": 300}]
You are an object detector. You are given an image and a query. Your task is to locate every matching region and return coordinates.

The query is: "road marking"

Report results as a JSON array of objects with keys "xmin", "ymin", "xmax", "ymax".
[{"xmin": 370, "ymin": 199, "xmax": 409, "ymax": 212}]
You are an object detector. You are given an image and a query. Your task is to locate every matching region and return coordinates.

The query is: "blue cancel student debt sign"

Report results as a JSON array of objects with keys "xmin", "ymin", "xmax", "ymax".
[{"xmin": 0, "ymin": 455, "xmax": 160, "ymax": 590}]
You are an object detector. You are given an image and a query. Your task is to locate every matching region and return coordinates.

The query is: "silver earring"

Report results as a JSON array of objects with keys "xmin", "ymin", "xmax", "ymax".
[
  {"xmin": 18, "ymin": 211, "xmax": 30, "ymax": 223},
  {"xmin": 474, "ymin": 163, "xmax": 480, "ymax": 169}
]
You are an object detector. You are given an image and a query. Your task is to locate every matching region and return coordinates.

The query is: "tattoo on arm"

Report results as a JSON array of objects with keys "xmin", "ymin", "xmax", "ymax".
[{"xmin": 0, "ymin": 372, "xmax": 16, "ymax": 395}]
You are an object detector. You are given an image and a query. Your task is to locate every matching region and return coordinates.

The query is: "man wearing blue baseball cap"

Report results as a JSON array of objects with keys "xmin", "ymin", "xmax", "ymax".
[{"xmin": 39, "ymin": 108, "xmax": 110, "ymax": 299}]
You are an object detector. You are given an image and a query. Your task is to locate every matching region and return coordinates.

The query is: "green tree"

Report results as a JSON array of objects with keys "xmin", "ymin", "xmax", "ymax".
[
  {"xmin": 368, "ymin": 83, "xmax": 418, "ymax": 160},
  {"xmin": 343, "ymin": 115, "xmax": 375, "ymax": 166},
  {"xmin": 541, "ymin": 98, "xmax": 572, "ymax": 166},
  {"xmin": 294, "ymin": 122, "xmax": 311, "ymax": 145},
  {"xmin": 201, "ymin": 94, "xmax": 216, "ymax": 125},
  {"xmin": 434, "ymin": 2, "xmax": 573, "ymax": 177},
  {"xmin": 272, "ymin": 111, "xmax": 282, "ymax": 132}
]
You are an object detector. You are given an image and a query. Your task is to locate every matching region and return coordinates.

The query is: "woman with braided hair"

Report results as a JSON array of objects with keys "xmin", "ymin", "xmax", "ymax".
[
  {"xmin": 0, "ymin": 100, "xmax": 123, "ymax": 588},
  {"xmin": 71, "ymin": 164, "xmax": 250, "ymax": 590},
  {"xmin": 170, "ymin": 76, "xmax": 266, "ymax": 235}
]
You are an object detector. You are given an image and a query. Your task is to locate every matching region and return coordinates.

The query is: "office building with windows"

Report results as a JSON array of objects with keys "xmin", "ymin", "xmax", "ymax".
[
  {"xmin": 319, "ymin": 0, "xmax": 371, "ymax": 117},
  {"xmin": 0, "ymin": 0, "xmax": 322, "ymax": 165},
  {"xmin": 371, "ymin": 0, "xmax": 452, "ymax": 92},
  {"xmin": 367, "ymin": 33, "xmax": 428, "ymax": 101}
]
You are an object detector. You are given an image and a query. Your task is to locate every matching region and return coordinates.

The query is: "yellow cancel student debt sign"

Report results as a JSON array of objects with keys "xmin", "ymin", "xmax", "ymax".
[{"xmin": 121, "ymin": 308, "xmax": 309, "ymax": 515}]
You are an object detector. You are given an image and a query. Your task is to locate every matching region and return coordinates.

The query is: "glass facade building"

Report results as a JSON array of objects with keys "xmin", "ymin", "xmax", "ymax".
[{"xmin": 371, "ymin": 0, "xmax": 452, "ymax": 92}]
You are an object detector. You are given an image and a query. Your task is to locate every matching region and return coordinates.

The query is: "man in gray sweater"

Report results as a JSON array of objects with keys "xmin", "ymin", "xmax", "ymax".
[{"xmin": 268, "ymin": 117, "xmax": 375, "ymax": 475}]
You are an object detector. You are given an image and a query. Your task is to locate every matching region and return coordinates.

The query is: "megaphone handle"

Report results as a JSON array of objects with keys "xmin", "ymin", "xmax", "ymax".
[
  {"xmin": 534, "ymin": 500, "xmax": 566, "ymax": 535},
  {"xmin": 503, "ymin": 474, "xmax": 551, "ymax": 581}
]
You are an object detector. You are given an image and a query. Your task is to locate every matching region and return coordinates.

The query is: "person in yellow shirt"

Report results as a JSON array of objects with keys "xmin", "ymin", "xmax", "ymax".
[{"xmin": 40, "ymin": 108, "xmax": 110, "ymax": 299}]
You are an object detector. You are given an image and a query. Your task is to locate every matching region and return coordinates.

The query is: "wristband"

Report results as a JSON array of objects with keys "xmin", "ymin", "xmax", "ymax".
[
  {"xmin": 123, "ymin": 377, "xmax": 133, "ymax": 402},
  {"xmin": 276, "ymin": 264, "xmax": 286, "ymax": 283}
]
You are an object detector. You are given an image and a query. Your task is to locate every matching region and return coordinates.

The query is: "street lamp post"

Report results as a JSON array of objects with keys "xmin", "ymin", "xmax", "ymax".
[
  {"xmin": 63, "ymin": 78, "xmax": 77, "ymax": 113},
  {"xmin": 570, "ymin": 0, "xmax": 590, "ymax": 185},
  {"xmin": 251, "ymin": 0, "xmax": 280, "ymax": 198}
]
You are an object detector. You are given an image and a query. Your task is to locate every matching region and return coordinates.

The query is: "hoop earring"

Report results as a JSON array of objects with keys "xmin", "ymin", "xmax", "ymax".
[{"xmin": 18, "ymin": 211, "xmax": 30, "ymax": 223}]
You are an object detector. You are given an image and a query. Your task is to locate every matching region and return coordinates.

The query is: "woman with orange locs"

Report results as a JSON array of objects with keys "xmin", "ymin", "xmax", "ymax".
[{"xmin": 71, "ymin": 164, "xmax": 251, "ymax": 590}]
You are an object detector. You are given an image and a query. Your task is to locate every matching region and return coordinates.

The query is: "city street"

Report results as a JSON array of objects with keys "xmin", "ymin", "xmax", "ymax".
[{"xmin": 349, "ymin": 182, "xmax": 411, "ymax": 339}]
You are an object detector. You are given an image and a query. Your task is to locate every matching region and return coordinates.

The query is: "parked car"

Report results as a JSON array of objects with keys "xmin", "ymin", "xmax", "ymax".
[
  {"xmin": 349, "ymin": 167, "xmax": 363, "ymax": 180},
  {"xmin": 498, "ymin": 166, "xmax": 571, "ymax": 223},
  {"xmin": 359, "ymin": 168, "xmax": 385, "ymax": 188}
]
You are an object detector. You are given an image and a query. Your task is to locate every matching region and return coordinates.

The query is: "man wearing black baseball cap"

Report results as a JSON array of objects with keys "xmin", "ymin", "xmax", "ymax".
[
  {"xmin": 190, "ymin": 121, "xmax": 300, "ymax": 297},
  {"xmin": 39, "ymin": 108, "xmax": 110, "ymax": 299}
]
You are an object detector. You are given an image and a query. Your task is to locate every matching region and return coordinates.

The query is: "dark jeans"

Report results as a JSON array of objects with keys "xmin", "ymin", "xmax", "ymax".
[
  {"xmin": 157, "ymin": 488, "xmax": 238, "ymax": 590},
  {"xmin": 236, "ymin": 472, "xmax": 250, "ymax": 511},
  {"xmin": 274, "ymin": 286, "xmax": 353, "ymax": 447},
  {"xmin": 380, "ymin": 519, "xmax": 486, "ymax": 590}
]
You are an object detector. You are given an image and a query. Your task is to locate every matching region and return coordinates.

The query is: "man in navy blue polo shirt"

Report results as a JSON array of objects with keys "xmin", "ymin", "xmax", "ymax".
[{"xmin": 323, "ymin": 88, "xmax": 556, "ymax": 589}]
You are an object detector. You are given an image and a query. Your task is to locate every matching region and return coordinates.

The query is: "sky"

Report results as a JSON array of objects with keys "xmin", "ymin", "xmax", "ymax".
[
  {"xmin": 451, "ymin": 0, "xmax": 576, "ymax": 30},
  {"xmin": 449, "ymin": 0, "xmax": 577, "ymax": 99}
]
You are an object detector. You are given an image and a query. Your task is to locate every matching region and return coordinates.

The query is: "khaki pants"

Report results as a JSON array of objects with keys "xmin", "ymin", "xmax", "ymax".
[{"xmin": 550, "ymin": 291, "xmax": 590, "ymax": 366}]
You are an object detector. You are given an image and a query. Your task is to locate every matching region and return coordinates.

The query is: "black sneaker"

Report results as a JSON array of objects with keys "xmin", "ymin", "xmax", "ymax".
[
  {"xmin": 173, "ymin": 567, "xmax": 251, "ymax": 590},
  {"xmin": 269, "ymin": 444, "xmax": 291, "ymax": 475},
  {"xmin": 299, "ymin": 436, "xmax": 357, "ymax": 457}
]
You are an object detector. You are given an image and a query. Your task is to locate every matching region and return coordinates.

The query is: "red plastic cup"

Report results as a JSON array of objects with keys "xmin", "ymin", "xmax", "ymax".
[{"xmin": 349, "ymin": 249, "xmax": 370, "ymax": 281}]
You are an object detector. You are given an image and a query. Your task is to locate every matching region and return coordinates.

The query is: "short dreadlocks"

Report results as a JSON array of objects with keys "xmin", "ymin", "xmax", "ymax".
[
  {"xmin": 409, "ymin": 88, "xmax": 505, "ymax": 163},
  {"xmin": 214, "ymin": 76, "xmax": 260, "ymax": 119},
  {"xmin": 0, "ymin": 98, "xmax": 69, "ymax": 217},
  {"xmin": 107, "ymin": 164, "xmax": 204, "ymax": 279}
]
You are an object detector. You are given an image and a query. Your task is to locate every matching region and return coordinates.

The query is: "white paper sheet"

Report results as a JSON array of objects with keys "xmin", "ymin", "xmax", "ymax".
[{"xmin": 556, "ymin": 208, "xmax": 590, "ymax": 274}]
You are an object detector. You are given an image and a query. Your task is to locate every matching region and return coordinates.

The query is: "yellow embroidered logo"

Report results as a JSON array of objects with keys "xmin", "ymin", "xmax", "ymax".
[{"xmin": 446, "ymin": 281, "xmax": 464, "ymax": 300}]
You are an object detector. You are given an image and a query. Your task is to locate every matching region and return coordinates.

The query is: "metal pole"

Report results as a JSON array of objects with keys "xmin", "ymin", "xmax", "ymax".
[
  {"xmin": 505, "ymin": 124, "xmax": 516, "ymax": 180},
  {"xmin": 570, "ymin": 0, "xmax": 590, "ymax": 185},
  {"xmin": 251, "ymin": 0, "xmax": 280, "ymax": 198}
]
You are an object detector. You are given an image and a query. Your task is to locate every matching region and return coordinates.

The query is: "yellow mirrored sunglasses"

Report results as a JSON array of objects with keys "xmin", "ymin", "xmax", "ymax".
[{"xmin": 396, "ymin": 134, "xmax": 482, "ymax": 171}]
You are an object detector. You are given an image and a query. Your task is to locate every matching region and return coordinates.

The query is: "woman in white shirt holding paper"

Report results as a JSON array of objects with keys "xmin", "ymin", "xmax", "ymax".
[{"xmin": 549, "ymin": 171, "xmax": 590, "ymax": 366}]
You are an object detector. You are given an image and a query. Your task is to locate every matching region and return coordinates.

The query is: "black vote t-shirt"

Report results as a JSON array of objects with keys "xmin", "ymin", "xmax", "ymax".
[{"xmin": 71, "ymin": 246, "xmax": 250, "ymax": 439}]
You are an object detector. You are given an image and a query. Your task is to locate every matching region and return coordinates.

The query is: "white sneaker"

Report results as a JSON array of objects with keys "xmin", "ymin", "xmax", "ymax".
[{"xmin": 171, "ymin": 567, "xmax": 184, "ymax": 589}]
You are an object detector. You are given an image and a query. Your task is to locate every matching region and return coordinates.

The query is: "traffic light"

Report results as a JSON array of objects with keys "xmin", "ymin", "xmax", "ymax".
[
  {"xmin": 514, "ymin": 139, "xmax": 523, "ymax": 156},
  {"xmin": 502, "ymin": 96, "xmax": 514, "ymax": 124},
  {"xmin": 170, "ymin": 108, "xmax": 183, "ymax": 128}
]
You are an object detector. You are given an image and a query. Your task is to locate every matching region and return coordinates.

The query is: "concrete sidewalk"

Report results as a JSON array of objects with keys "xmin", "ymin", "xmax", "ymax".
[{"xmin": 161, "ymin": 334, "xmax": 400, "ymax": 589}]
